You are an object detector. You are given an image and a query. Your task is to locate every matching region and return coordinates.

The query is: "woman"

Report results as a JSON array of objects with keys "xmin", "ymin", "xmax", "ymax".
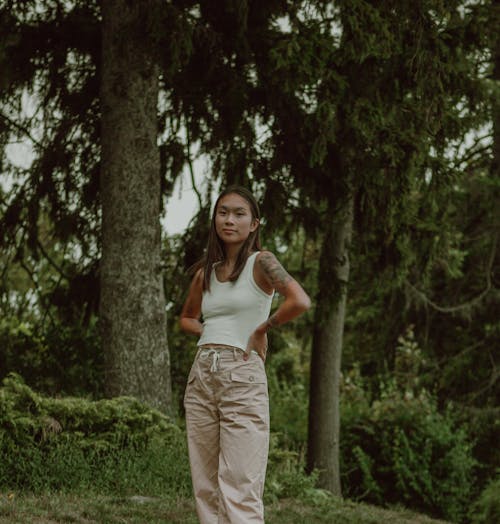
[{"xmin": 179, "ymin": 186, "xmax": 310, "ymax": 523}]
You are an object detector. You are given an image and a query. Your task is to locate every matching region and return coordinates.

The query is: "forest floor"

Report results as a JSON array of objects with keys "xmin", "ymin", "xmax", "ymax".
[{"xmin": 0, "ymin": 492, "xmax": 451, "ymax": 524}]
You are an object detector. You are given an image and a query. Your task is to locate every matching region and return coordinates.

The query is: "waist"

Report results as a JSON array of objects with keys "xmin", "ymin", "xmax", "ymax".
[
  {"xmin": 199, "ymin": 343, "xmax": 241, "ymax": 350},
  {"xmin": 198, "ymin": 344, "xmax": 258, "ymax": 356},
  {"xmin": 196, "ymin": 345, "xmax": 259, "ymax": 372}
]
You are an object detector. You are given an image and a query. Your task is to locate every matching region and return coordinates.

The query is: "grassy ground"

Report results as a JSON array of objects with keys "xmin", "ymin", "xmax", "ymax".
[{"xmin": 0, "ymin": 492, "xmax": 451, "ymax": 524}]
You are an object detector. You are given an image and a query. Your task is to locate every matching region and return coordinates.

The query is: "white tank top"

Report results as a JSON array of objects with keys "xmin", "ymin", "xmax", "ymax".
[{"xmin": 197, "ymin": 252, "xmax": 274, "ymax": 352}]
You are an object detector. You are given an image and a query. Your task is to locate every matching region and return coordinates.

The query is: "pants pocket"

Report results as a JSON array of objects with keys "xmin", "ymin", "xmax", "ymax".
[{"xmin": 230, "ymin": 368, "xmax": 266, "ymax": 385}]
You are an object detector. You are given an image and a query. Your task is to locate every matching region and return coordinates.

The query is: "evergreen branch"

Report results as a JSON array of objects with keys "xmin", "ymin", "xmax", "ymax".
[
  {"xmin": 430, "ymin": 340, "xmax": 485, "ymax": 369},
  {"xmin": 0, "ymin": 248, "xmax": 15, "ymax": 283},
  {"xmin": 13, "ymin": 226, "xmax": 60, "ymax": 327},
  {"xmin": 40, "ymin": 262, "xmax": 64, "ymax": 329},
  {"xmin": 36, "ymin": 238, "xmax": 69, "ymax": 279},
  {"xmin": 406, "ymin": 232, "xmax": 498, "ymax": 314},
  {"xmin": 467, "ymin": 350, "xmax": 499, "ymax": 403},
  {"xmin": 0, "ymin": 112, "xmax": 43, "ymax": 149},
  {"xmin": 0, "ymin": 220, "xmax": 24, "ymax": 282},
  {"xmin": 185, "ymin": 120, "xmax": 203, "ymax": 209},
  {"xmin": 39, "ymin": 241, "xmax": 69, "ymax": 329},
  {"xmin": 18, "ymin": 257, "xmax": 39, "ymax": 292},
  {"xmin": 454, "ymin": 143, "xmax": 493, "ymax": 169},
  {"xmin": 450, "ymin": 131, "xmax": 492, "ymax": 168}
]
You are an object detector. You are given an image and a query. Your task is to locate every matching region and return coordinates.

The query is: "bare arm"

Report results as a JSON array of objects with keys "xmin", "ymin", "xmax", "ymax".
[
  {"xmin": 246, "ymin": 251, "xmax": 311, "ymax": 360},
  {"xmin": 255, "ymin": 250, "xmax": 311, "ymax": 333},
  {"xmin": 179, "ymin": 269, "xmax": 204, "ymax": 337}
]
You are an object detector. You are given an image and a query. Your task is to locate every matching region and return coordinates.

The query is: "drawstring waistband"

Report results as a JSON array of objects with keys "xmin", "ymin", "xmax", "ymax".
[
  {"xmin": 200, "ymin": 349, "xmax": 221, "ymax": 372},
  {"xmin": 199, "ymin": 347, "xmax": 260, "ymax": 372}
]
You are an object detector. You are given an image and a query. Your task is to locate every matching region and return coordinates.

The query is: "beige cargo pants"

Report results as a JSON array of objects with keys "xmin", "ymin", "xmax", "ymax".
[{"xmin": 184, "ymin": 346, "xmax": 270, "ymax": 524}]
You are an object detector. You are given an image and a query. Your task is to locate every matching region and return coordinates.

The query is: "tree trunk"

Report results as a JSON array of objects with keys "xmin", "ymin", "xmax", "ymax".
[
  {"xmin": 493, "ymin": 0, "xmax": 500, "ymax": 181},
  {"xmin": 306, "ymin": 196, "xmax": 353, "ymax": 496},
  {"xmin": 100, "ymin": 0, "xmax": 172, "ymax": 412}
]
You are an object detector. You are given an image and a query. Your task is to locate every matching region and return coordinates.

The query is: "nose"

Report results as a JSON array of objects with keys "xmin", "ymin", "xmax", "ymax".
[{"xmin": 225, "ymin": 213, "xmax": 235, "ymax": 224}]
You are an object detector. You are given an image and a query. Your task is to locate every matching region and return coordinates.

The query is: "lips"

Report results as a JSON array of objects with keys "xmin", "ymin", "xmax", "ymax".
[{"xmin": 222, "ymin": 229, "xmax": 237, "ymax": 233}]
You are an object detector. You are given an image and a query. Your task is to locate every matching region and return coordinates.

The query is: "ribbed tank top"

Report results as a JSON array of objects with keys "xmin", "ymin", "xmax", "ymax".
[{"xmin": 197, "ymin": 252, "xmax": 274, "ymax": 352}]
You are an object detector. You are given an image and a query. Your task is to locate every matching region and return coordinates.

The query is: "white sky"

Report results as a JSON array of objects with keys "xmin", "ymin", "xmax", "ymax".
[{"xmin": 162, "ymin": 169, "xmax": 203, "ymax": 235}]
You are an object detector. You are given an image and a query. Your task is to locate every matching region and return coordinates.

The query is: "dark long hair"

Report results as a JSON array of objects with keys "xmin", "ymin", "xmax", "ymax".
[{"xmin": 192, "ymin": 186, "xmax": 262, "ymax": 291}]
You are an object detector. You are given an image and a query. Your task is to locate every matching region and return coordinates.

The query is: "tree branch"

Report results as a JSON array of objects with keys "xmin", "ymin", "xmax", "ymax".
[
  {"xmin": 454, "ymin": 143, "xmax": 492, "ymax": 170},
  {"xmin": 0, "ymin": 112, "xmax": 43, "ymax": 149},
  {"xmin": 36, "ymin": 238, "xmax": 69, "ymax": 279},
  {"xmin": 185, "ymin": 119, "xmax": 203, "ymax": 209},
  {"xmin": 406, "ymin": 232, "xmax": 498, "ymax": 314},
  {"xmin": 467, "ymin": 350, "xmax": 499, "ymax": 403}
]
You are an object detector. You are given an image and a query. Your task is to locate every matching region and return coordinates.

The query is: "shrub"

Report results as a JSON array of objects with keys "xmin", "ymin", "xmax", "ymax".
[
  {"xmin": 339, "ymin": 328, "xmax": 476, "ymax": 522},
  {"xmin": 0, "ymin": 373, "xmax": 190, "ymax": 496},
  {"xmin": 268, "ymin": 369, "xmax": 308, "ymax": 453},
  {"xmin": 265, "ymin": 433, "xmax": 331, "ymax": 506},
  {"xmin": 0, "ymin": 372, "xmax": 327, "ymax": 506},
  {"xmin": 471, "ymin": 474, "xmax": 500, "ymax": 524},
  {"xmin": 341, "ymin": 383, "xmax": 476, "ymax": 522},
  {"xmin": 457, "ymin": 406, "xmax": 500, "ymax": 497},
  {"xmin": 0, "ymin": 316, "xmax": 103, "ymax": 397}
]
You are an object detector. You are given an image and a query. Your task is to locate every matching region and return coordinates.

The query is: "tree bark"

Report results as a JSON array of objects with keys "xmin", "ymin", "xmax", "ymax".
[
  {"xmin": 306, "ymin": 196, "xmax": 353, "ymax": 496},
  {"xmin": 100, "ymin": 0, "xmax": 172, "ymax": 412},
  {"xmin": 492, "ymin": 0, "xmax": 500, "ymax": 181}
]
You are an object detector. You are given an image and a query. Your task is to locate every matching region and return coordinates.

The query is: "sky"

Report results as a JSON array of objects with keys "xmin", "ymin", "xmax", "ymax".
[{"xmin": 162, "ymin": 170, "xmax": 202, "ymax": 235}]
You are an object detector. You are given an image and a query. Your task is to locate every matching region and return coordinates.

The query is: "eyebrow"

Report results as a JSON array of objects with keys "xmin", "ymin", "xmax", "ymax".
[{"xmin": 219, "ymin": 205, "xmax": 247, "ymax": 212}]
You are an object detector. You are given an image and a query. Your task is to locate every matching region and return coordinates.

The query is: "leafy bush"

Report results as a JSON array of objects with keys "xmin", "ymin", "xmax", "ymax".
[
  {"xmin": 265, "ymin": 433, "xmax": 331, "ymax": 506},
  {"xmin": 341, "ymin": 379, "xmax": 475, "ymax": 523},
  {"xmin": 0, "ymin": 372, "xmax": 322, "ymax": 504},
  {"xmin": 471, "ymin": 474, "xmax": 500, "ymax": 524},
  {"xmin": 267, "ymin": 357, "xmax": 309, "ymax": 453},
  {"xmin": 0, "ymin": 373, "xmax": 190, "ymax": 496},
  {"xmin": 0, "ymin": 316, "xmax": 103, "ymax": 397},
  {"xmin": 458, "ymin": 406, "xmax": 500, "ymax": 496},
  {"xmin": 263, "ymin": 331, "xmax": 478, "ymax": 522}
]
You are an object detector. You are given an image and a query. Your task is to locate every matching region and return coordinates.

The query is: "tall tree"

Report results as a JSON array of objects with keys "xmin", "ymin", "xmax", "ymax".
[
  {"xmin": 0, "ymin": 1, "xmax": 190, "ymax": 409},
  {"xmin": 307, "ymin": 197, "xmax": 353, "ymax": 495},
  {"xmin": 248, "ymin": 0, "xmax": 492, "ymax": 494},
  {"xmin": 100, "ymin": 0, "xmax": 171, "ymax": 411}
]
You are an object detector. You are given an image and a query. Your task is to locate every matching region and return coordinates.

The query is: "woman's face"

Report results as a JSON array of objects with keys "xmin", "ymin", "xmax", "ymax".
[{"xmin": 215, "ymin": 193, "xmax": 259, "ymax": 246}]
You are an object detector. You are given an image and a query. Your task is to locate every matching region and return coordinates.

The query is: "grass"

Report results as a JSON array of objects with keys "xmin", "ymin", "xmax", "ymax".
[{"xmin": 0, "ymin": 492, "xmax": 451, "ymax": 524}]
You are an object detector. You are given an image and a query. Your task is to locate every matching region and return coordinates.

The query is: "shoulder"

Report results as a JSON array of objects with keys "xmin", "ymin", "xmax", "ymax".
[
  {"xmin": 255, "ymin": 250, "xmax": 278, "ymax": 265},
  {"xmin": 255, "ymin": 250, "xmax": 292, "ymax": 290},
  {"xmin": 255, "ymin": 250, "xmax": 281, "ymax": 273},
  {"xmin": 191, "ymin": 267, "xmax": 204, "ymax": 289}
]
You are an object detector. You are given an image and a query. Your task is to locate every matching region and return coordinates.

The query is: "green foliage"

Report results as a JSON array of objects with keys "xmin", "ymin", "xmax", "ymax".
[
  {"xmin": 0, "ymin": 373, "xmax": 190, "ymax": 495},
  {"xmin": 343, "ymin": 332, "xmax": 476, "ymax": 523},
  {"xmin": 0, "ymin": 1, "xmax": 498, "ymax": 519},
  {"xmin": 340, "ymin": 374, "xmax": 476, "ymax": 523},
  {"xmin": 471, "ymin": 474, "xmax": 500, "ymax": 524},
  {"xmin": 457, "ymin": 405, "xmax": 500, "ymax": 497},
  {"xmin": 268, "ymin": 366, "xmax": 308, "ymax": 453},
  {"xmin": 0, "ymin": 372, "xmax": 328, "ymax": 507},
  {"xmin": 0, "ymin": 316, "xmax": 103, "ymax": 397},
  {"xmin": 265, "ymin": 433, "xmax": 326, "ymax": 505},
  {"xmin": 264, "ymin": 331, "xmax": 479, "ymax": 522}
]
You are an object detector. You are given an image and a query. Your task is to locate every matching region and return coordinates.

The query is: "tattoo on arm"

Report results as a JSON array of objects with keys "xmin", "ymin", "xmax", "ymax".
[{"xmin": 258, "ymin": 252, "xmax": 292, "ymax": 291}]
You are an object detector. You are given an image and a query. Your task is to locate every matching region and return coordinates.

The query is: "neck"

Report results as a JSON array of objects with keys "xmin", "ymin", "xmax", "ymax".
[{"xmin": 224, "ymin": 243, "xmax": 244, "ymax": 264}]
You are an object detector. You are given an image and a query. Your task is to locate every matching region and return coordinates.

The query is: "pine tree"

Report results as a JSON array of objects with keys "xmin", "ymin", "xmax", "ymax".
[
  {"xmin": 0, "ymin": 0, "xmax": 183, "ymax": 410},
  {"xmin": 99, "ymin": 0, "xmax": 171, "ymax": 411},
  {"xmin": 247, "ymin": 0, "xmax": 494, "ymax": 494}
]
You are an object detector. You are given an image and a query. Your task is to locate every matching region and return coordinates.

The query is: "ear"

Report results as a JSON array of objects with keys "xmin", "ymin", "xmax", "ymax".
[{"xmin": 250, "ymin": 218, "xmax": 259, "ymax": 232}]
